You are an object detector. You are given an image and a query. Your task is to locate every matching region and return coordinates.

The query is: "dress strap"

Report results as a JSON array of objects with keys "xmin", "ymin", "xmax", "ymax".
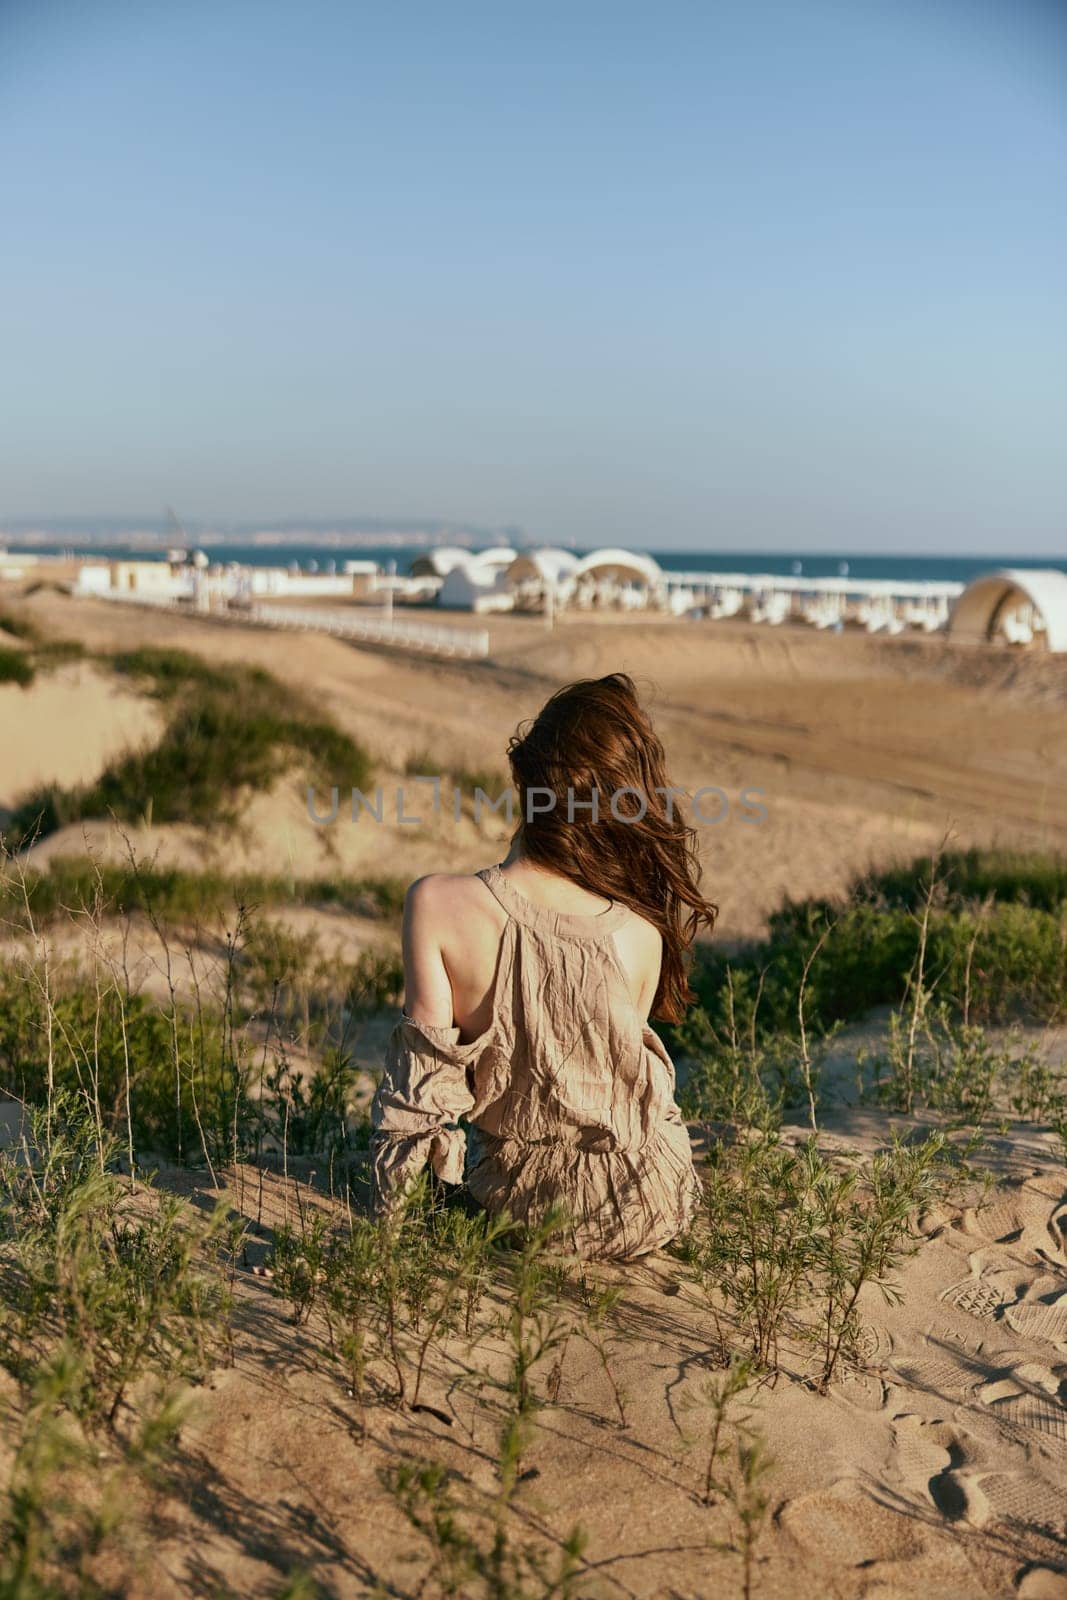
[{"xmin": 476, "ymin": 864, "xmax": 629, "ymax": 939}]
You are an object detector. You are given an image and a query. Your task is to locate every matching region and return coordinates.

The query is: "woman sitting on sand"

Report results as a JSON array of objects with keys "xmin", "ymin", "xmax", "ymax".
[{"xmin": 370, "ymin": 672, "xmax": 717, "ymax": 1260}]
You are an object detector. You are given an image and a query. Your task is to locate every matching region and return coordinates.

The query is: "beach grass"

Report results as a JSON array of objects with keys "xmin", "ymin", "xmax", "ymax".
[{"xmin": 0, "ymin": 855, "xmax": 408, "ymax": 927}]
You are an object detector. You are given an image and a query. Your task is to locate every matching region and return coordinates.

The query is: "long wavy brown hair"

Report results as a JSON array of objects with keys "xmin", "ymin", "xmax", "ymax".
[{"xmin": 507, "ymin": 672, "xmax": 717, "ymax": 1022}]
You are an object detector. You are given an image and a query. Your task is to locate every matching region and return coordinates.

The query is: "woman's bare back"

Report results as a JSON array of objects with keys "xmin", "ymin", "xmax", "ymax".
[{"xmin": 402, "ymin": 854, "xmax": 663, "ymax": 1041}]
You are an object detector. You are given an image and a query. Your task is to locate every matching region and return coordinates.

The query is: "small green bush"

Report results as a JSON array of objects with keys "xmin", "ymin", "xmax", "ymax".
[
  {"xmin": 31, "ymin": 637, "xmax": 88, "ymax": 668},
  {"xmin": 680, "ymin": 1128, "xmax": 961, "ymax": 1384},
  {"xmin": 0, "ymin": 884, "xmax": 398, "ymax": 1165},
  {"xmin": 685, "ymin": 895, "xmax": 1066, "ymax": 1042},
  {"xmin": 0, "ymin": 962, "xmax": 228, "ymax": 1162},
  {"xmin": 0, "ymin": 648, "xmax": 34, "ymax": 688},
  {"xmin": 404, "ymin": 749, "xmax": 448, "ymax": 778}
]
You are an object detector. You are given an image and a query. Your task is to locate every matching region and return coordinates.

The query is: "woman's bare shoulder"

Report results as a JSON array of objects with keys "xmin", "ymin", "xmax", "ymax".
[
  {"xmin": 404, "ymin": 871, "xmax": 497, "ymax": 923},
  {"xmin": 612, "ymin": 905, "xmax": 663, "ymax": 971},
  {"xmin": 616, "ymin": 902, "xmax": 662, "ymax": 948}
]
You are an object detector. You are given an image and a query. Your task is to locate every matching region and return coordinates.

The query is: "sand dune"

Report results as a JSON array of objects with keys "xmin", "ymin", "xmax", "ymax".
[{"xmin": 0, "ymin": 660, "xmax": 161, "ymax": 823}]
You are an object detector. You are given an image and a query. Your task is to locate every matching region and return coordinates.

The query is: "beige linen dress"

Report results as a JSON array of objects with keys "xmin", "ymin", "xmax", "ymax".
[{"xmin": 370, "ymin": 864, "xmax": 701, "ymax": 1260}]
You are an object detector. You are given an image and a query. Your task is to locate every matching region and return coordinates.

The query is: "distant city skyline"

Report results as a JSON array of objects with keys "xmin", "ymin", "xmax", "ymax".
[
  {"xmin": 2, "ymin": 0, "xmax": 1065, "ymax": 555},
  {"xmin": 1, "ymin": 515, "xmax": 1064, "ymax": 560}
]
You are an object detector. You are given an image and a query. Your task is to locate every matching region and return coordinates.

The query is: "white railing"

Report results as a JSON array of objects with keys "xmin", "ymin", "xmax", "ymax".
[
  {"xmin": 88, "ymin": 588, "xmax": 194, "ymax": 605},
  {"xmin": 90, "ymin": 588, "xmax": 490, "ymax": 658},
  {"xmin": 249, "ymin": 603, "xmax": 490, "ymax": 658}
]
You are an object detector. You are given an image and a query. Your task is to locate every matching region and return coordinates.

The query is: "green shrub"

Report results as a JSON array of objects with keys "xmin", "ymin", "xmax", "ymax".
[
  {"xmin": 0, "ymin": 885, "xmax": 398, "ymax": 1166},
  {"xmin": 386, "ymin": 1456, "xmax": 588, "ymax": 1600},
  {"xmin": 110, "ymin": 646, "xmax": 235, "ymax": 695},
  {"xmin": 684, "ymin": 889, "xmax": 1067, "ymax": 1045},
  {"xmin": 0, "ymin": 648, "xmax": 34, "ymax": 688},
  {"xmin": 3, "ymin": 647, "xmax": 373, "ymax": 849},
  {"xmin": 868, "ymin": 848, "xmax": 1067, "ymax": 913},
  {"xmin": 0, "ymin": 962, "xmax": 231, "ymax": 1162},
  {"xmin": 30, "ymin": 637, "xmax": 87, "ymax": 668},
  {"xmin": 404, "ymin": 749, "xmax": 448, "ymax": 778},
  {"xmin": 0, "ymin": 1097, "xmax": 232, "ymax": 1431},
  {"xmin": 680, "ymin": 1129, "xmax": 962, "ymax": 1384}
]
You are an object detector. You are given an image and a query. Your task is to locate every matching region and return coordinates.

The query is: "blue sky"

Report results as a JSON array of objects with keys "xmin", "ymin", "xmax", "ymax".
[{"xmin": 1, "ymin": 0, "xmax": 1064, "ymax": 552}]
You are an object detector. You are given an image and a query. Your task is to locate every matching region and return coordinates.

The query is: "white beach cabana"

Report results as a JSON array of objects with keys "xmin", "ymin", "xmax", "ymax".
[
  {"xmin": 506, "ymin": 548, "xmax": 579, "ymax": 611},
  {"xmin": 437, "ymin": 552, "xmax": 516, "ymax": 612},
  {"xmin": 948, "ymin": 568, "xmax": 1067, "ymax": 653},
  {"xmin": 571, "ymin": 548, "xmax": 664, "ymax": 610},
  {"xmin": 467, "ymin": 547, "xmax": 517, "ymax": 575},
  {"xmin": 409, "ymin": 547, "xmax": 474, "ymax": 580}
]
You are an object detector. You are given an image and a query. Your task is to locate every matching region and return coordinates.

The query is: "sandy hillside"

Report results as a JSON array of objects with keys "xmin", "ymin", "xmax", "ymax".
[{"xmin": 7, "ymin": 590, "xmax": 1067, "ymax": 938}]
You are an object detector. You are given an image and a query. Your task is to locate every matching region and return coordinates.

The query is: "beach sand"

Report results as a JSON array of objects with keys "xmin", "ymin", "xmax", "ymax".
[
  {"xmin": 1, "ymin": 588, "xmax": 1065, "ymax": 1596},
  {"xmin": 101, "ymin": 1074, "xmax": 1067, "ymax": 1600}
]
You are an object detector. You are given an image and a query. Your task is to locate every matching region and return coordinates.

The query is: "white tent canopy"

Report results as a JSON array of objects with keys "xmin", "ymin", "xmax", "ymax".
[
  {"xmin": 572, "ymin": 548, "xmax": 663, "ymax": 587},
  {"xmin": 409, "ymin": 547, "xmax": 473, "ymax": 579},
  {"xmin": 437, "ymin": 561, "xmax": 514, "ymax": 612},
  {"xmin": 466, "ymin": 547, "xmax": 517, "ymax": 571},
  {"xmin": 507, "ymin": 548, "xmax": 579, "ymax": 586},
  {"xmin": 948, "ymin": 568, "xmax": 1067, "ymax": 652}
]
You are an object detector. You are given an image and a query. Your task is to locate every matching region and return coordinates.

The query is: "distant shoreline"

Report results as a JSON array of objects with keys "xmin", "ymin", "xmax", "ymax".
[{"xmin": 6, "ymin": 540, "xmax": 1065, "ymax": 587}]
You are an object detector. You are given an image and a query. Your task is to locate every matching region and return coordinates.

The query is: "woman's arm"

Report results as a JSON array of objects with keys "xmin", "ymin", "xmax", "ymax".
[
  {"xmin": 401, "ymin": 875, "xmax": 455, "ymax": 1027},
  {"xmin": 369, "ymin": 876, "xmax": 471, "ymax": 1215},
  {"xmin": 611, "ymin": 914, "xmax": 664, "ymax": 1021}
]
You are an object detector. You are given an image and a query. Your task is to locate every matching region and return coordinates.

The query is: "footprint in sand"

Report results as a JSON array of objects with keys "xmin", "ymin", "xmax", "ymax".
[
  {"xmin": 978, "ymin": 1359, "xmax": 1067, "ymax": 1451},
  {"xmin": 891, "ymin": 1354, "xmax": 978, "ymax": 1399},
  {"xmin": 940, "ymin": 1275, "xmax": 1012, "ymax": 1321},
  {"xmin": 977, "ymin": 1472, "xmax": 1066, "ymax": 1538},
  {"xmin": 960, "ymin": 1183, "xmax": 1067, "ymax": 1270},
  {"xmin": 939, "ymin": 1254, "xmax": 1027, "ymax": 1324},
  {"xmin": 777, "ymin": 1477, "xmax": 924, "ymax": 1564},
  {"xmin": 946, "ymin": 1201, "xmax": 1067, "ymax": 1350},
  {"xmin": 1005, "ymin": 1289, "xmax": 1067, "ymax": 1353},
  {"xmin": 832, "ymin": 1364, "xmax": 891, "ymax": 1412},
  {"xmin": 983, "ymin": 1390, "xmax": 1067, "ymax": 1449},
  {"xmin": 889, "ymin": 1415, "xmax": 990, "ymax": 1525},
  {"xmin": 853, "ymin": 1323, "xmax": 895, "ymax": 1364},
  {"xmin": 780, "ymin": 1480, "xmax": 989, "ymax": 1596},
  {"xmin": 890, "ymin": 1414, "xmax": 960, "ymax": 1481},
  {"xmin": 826, "ymin": 1326, "xmax": 896, "ymax": 1410},
  {"xmin": 1051, "ymin": 1199, "xmax": 1067, "ymax": 1250},
  {"xmin": 1015, "ymin": 1568, "xmax": 1067, "ymax": 1599}
]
